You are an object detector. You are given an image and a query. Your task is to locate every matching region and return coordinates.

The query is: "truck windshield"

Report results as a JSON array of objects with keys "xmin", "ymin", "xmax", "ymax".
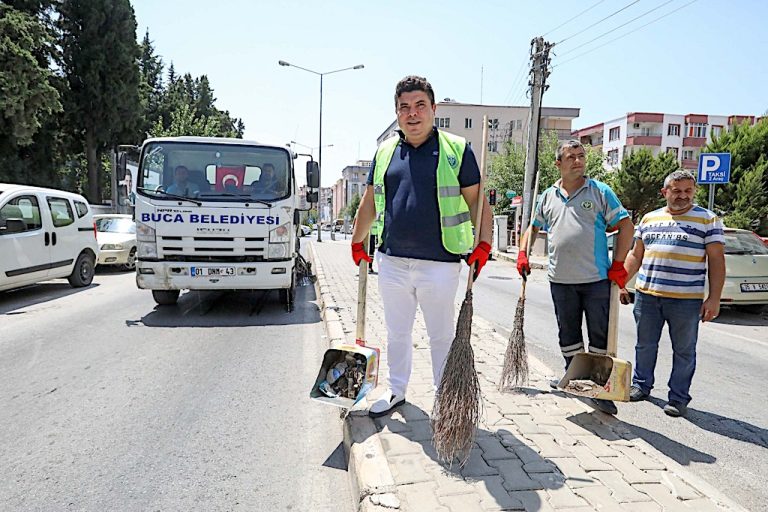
[{"xmin": 137, "ymin": 142, "xmax": 291, "ymax": 202}]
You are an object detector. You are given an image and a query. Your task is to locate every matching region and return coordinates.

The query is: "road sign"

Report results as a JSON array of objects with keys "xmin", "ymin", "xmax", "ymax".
[{"xmin": 697, "ymin": 153, "xmax": 731, "ymax": 184}]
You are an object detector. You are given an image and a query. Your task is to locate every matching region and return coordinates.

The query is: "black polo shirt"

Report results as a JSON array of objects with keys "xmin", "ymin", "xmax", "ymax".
[{"xmin": 366, "ymin": 129, "xmax": 480, "ymax": 262}]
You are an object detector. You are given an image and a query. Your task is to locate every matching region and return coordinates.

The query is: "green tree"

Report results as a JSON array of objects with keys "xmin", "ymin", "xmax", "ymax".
[
  {"xmin": 137, "ymin": 29, "xmax": 164, "ymax": 140},
  {"xmin": 611, "ymin": 148, "xmax": 679, "ymax": 222},
  {"xmin": 149, "ymin": 103, "xmax": 220, "ymax": 137},
  {"xmin": 723, "ymin": 156, "xmax": 767, "ymax": 230},
  {"xmin": 345, "ymin": 193, "xmax": 361, "ymax": 218},
  {"xmin": 0, "ymin": 5, "xmax": 61, "ymax": 148},
  {"xmin": 58, "ymin": 0, "xmax": 141, "ymax": 203}
]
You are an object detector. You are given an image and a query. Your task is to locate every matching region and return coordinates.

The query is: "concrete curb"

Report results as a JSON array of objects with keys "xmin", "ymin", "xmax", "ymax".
[
  {"xmin": 308, "ymin": 242, "xmax": 401, "ymax": 512},
  {"xmin": 492, "ymin": 248, "xmax": 546, "ymax": 269}
]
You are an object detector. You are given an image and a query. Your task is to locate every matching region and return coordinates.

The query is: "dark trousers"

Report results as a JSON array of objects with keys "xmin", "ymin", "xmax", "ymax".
[{"xmin": 549, "ymin": 280, "xmax": 610, "ymax": 370}]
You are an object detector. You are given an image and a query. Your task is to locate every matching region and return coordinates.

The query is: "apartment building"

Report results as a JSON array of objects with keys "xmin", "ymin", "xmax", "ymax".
[
  {"xmin": 328, "ymin": 160, "xmax": 371, "ymax": 220},
  {"xmin": 573, "ymin": 112, "xmax": 763, "ymax": 170},
  {"xmin": 377, "ymin": 101, "xmax": 580, "ymax": 155}
]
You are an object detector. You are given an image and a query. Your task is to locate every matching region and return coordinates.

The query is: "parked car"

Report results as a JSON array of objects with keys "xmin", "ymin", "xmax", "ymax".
[
  {"xmin": 299, "ymin": 225, "xmax": 311, "ymax": 237},
  {"xmin": 0, "ymin": 183, "xmax": 99, "ymax": 292},
  {"xmin": 611, "ymin": 228, "xmax": 768, "ymax": 312},
  {"xmin": 94, "ymin": 214, "xmax": 137, "ymax": 270}
]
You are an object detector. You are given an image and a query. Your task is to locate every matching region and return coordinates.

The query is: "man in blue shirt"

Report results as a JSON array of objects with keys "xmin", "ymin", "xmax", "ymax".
[
  {"xmin": 517, "ymin": 140, "xmax": 634, "ymax": 415},
  {"xmin": 351, "ymin": 76, "xmax": 493, "ymax": 417}
]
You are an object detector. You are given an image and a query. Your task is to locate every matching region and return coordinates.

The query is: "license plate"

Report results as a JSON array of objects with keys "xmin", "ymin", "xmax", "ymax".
[
  {"xmin": 190, "ymin": 266, "xmax": 235, "ymax": 277},
  {"xmin": 740, "ymin": 283, "xmax": 768, "ymax": 292}
]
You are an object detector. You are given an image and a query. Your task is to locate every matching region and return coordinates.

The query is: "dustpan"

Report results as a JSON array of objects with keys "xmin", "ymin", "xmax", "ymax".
[
  {"xmin": 557, "ymin": 283, "xmax": 631, "ymax": 402},
  {"xmin": 309, "ymin": 238, "xmax": 380, "ymax": 408}
]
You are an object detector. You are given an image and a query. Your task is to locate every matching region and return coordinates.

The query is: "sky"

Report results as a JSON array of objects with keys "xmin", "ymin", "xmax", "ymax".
[{"xmin": 132, "ymin": 0, "xmax": 768, "ymax": 187}]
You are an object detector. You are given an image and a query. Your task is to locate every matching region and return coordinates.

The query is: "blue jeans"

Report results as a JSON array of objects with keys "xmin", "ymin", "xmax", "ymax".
[
  {"xmin": 632, "ymin": 291, "xmax": 702, "ymax": 405},
  {"xmin": 550, "ymin": 280, "xmax": 610, "ymax": 370}
]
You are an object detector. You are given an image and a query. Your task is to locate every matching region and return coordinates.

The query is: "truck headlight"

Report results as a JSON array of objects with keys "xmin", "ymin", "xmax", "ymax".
[
  {"xmin": 101, "ymin": 243, "xmax": 124, "ymax": 250},
  {"xmin": 269, "ymin": 222, "xmax": 291, "ymax": 243},
  {"xmin": 137, "ymin": 222, "xmax": 156, "ymax": 242},
  {"xmin": 138, "ymin": 242, "xmax": 157, "ymax": 258},
  {"xmin": 268, "ymin": 243, "xmax": 289, "ymax": 259}
]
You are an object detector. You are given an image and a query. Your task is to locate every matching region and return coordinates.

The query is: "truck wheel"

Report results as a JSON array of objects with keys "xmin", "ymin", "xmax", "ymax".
[
  {"xmin": 68, "ymin": 252, "xmax": 95, "ymax": 287},
  {"xmin": 152, "ymin": 290, "xmax": 180, "ymax": 305}
]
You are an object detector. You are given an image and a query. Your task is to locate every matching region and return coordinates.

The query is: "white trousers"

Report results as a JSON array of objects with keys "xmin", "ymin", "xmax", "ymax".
[{"xmin": 377, "ymin": 253, "xmax": 461, "ymax": 396}]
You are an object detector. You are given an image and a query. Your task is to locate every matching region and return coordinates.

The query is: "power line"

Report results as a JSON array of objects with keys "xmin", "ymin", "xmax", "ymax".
[
  {"xmin": 553, "ymin": 0, "xmax": 698, "ymax": 69},
  {"xmin": 558, "ymin": 0, "xmax": 675, "ymax": 58},
  {"xmin": 555, "ymin": 0, "xmax": 640, "ymax": 46},
  {"xmin": 542, "ymin": 0, "xmax": 605, "ymax": 37},
  {"xmin": 502, "ymin": 56, "xmax": 530, "ymax": 105}
]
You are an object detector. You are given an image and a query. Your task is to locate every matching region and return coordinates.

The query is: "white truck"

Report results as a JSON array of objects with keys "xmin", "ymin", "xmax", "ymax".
[{"xmin": 124, "ymin": 136, "xmax": 318, "ymax": 310}]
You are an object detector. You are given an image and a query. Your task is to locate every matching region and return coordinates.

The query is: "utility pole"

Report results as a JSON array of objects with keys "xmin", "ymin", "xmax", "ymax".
[{"xmin": 519, "ymin": 37, "xmax": 554, "ymax": 237}]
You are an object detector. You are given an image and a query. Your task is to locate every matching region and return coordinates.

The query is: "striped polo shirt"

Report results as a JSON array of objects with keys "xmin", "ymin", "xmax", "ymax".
[
  {"xmin": 533, "ymin": 178, "xmax": 629, "ymax": 284},
  {"xmin": 635, "ymin": 205, "xmax": 724, "ymax": 299}
]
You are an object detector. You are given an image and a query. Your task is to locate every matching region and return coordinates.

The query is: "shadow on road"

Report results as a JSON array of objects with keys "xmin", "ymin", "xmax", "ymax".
[
  {"xmin": 129, "ymin": 282, "xmax": 320, "ymax": 328},
  {"xmin": 711, "ymin": 306, "xmax": 768, "ymax": 327},
  {"xmin": 643, "ymin": 396, "xmax": 768, "ymax": 450},
  {"xmin": 0, "ymin": 282, "xmax": 99, "ymax": 315}
]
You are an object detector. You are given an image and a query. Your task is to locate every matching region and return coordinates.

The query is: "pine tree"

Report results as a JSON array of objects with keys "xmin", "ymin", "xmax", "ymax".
[
  {"xmin": 138, "ymin": 29, "xmax": 164, "ymax": 140},
  {"xmin": 611, "ymin": 148, "xmax": 672, "ymax": 222},
  {"xmin": 58, "ymin": 0, "xmax": 141, "ymax": 203}
]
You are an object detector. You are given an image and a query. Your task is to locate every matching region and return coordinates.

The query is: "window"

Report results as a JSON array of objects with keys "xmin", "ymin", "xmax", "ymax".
[
  {"xmin": 435, "ymin": 117, "xmax": 450, "ymax": 128},
  {"xmin": 74, "ymin": 200, "xmax": 89, "ymax": 218},
  {"xmin": 488, "ymin": 141, "xmax": 498, "ymax": 152},
  {"xmin": 0, "ymin": 195, "xmax": 42, "ymax": 234},
  {"xmin": 607, "ymin": 149, "xmax": 619, "ymax": 166},
  {"xmin": 464, "ymin": 118, "xmax": 472, "ymax": 129},
  {"xmin": 667, "ymin": 124, "xmax": 680, "ymax": 136},
  {"xmin": 46, "ymin": 197, "xmax": 75, "ymax": 227},
  {"xmin": 712, "ymin": 125, "xmax": 723, "ymax": 138},
  {"xmin": 682, "ymin": 150, "xmax": 694, "ymax": 161},
  {"xmin": 609, "ymin": 127, "xmax": 620, "ymax": 141},
  {"xmin": 489, "ymin": 118, "xmax": 499, "ymax": 130},
  {"xmin": 687, "ymin": 123, "xmax": 707, "ymax": 138},
  {"xmin": 516, "ymin": 119, "xmax": 523, "ymax": 130},
  {"xmin": 667, "ymin": 147, "xmax": 679, "ymax": 158}
]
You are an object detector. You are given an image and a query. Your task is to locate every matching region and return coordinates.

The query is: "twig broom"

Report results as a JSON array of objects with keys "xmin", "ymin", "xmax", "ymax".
[
  {"xmin": 432, "ymin": 115, "xmax": 489, "ymax": 467},
  {"xmin": 498, "ymin": 136, "xmax": 542, "ymax": 391}
]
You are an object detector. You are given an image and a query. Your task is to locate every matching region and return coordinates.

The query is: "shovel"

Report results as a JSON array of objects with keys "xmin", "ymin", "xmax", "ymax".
[{"xmin": 557, "ymin": 283, "xmax": 631, "ymax": 402}]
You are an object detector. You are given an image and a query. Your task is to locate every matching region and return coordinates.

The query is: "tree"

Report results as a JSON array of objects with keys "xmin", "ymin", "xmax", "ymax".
[
  {"xmin": 611, "ymin": 148, "xmax": 678, "ymax": 222},
  {"xmin": 724, "ymin": 156, "xmax": 767, "ymax": 230},
  {"xmin": 0, "ymin": 5, "xmax": 61, "ymax": 148},
  {"xmin": 137, "ymin": 29, "xmax": 164, "ymax": 140},
  {"xmin": 345, "ymin": 193, "xmax": 361, "ymax": 219},
  {"xmin": 149, "ymin": 103, "xmax": 220, "ymax": 137},
  {"xmin": 58, "ymin": 0, "xmax": 141, "ymax": 203}
]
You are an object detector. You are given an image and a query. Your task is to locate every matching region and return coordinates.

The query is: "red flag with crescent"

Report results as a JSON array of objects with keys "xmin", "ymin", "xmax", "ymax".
[{"xmin": 215, "ymin": 165, "xmax": 245, "ymax": 191}]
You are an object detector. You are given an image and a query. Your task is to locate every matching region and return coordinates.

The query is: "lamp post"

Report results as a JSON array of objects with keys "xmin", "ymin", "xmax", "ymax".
[
  {"xmin": 290, "ymin": 141, "xmax": 334, "ymax": 159},
  {"xmin": 279, "ymin": 60, "xmax": 364, "ymax": 241}
]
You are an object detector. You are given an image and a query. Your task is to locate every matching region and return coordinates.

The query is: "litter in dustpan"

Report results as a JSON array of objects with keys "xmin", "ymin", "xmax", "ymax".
[{"xmin": 309, "ymin": 341, "xmax": 380, "ymax": 408}]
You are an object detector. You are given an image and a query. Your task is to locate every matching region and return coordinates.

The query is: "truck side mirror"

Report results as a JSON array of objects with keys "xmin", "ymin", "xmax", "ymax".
[
  {"xmin": 306, "ymin": 161, "xmax": 320, "ymax": 188},
  {"xmin": 306, "ymin": 191, "xmax": 319, "ymax": 204}
]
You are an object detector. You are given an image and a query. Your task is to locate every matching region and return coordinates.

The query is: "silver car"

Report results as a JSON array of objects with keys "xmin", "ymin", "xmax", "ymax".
[{"xmin": 94, "ymin": 214, "xmax": 137, "ymax": 271}]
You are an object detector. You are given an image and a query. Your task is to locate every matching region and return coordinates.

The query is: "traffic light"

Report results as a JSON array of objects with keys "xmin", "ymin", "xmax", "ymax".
[{"xmin": 488, "ymin": 188, "xmax": 497, "ymax": 206}]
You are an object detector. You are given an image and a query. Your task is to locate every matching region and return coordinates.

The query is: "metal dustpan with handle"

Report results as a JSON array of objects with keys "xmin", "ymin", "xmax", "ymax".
[
  {"xmin": 557, "ymin": 283, "xmax": 631, "ymax": 402},
  {"xmin": 309, "ymin": 238, "xmax": 380, "ymax": 408}
]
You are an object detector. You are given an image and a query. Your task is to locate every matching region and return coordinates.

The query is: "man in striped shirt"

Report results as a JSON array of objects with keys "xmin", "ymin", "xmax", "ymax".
[{"xmin": 622, "ymin": 170, "xmax": 725, "ymax": 417}]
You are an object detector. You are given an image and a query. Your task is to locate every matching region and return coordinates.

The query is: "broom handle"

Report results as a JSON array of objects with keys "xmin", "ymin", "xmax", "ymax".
[
  {"xmin": 607, "ymin": 283, "xmax": 620, "ymax": 357},
  {"xmin": 466, "ymin": 115, "xmax": 490, "ymax": 292},
  {"xmin": 356, "ymin": 235, "xmax": 369, "ymax": 341},
  {"xmin": 520, "ymin": 139, "xmax": 542, "ymax": 294}
]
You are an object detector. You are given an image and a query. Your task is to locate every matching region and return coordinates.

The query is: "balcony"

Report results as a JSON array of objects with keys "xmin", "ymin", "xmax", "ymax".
[
  {"xmin": 626, "ymin": 135, "xmax": 662, "ymax": 146},
  {"xmin": 683, "ymin": 137, "xmax": 707, "ymax": 147}
]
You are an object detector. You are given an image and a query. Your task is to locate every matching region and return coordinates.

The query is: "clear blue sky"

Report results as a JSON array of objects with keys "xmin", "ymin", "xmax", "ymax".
[{"xmin": 132, "ymin": 0, "xmax": 767, "ymax": 186}]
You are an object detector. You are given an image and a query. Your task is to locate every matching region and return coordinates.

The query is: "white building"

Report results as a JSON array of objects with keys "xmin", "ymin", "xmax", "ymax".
[
  {"xmin": 332, "ymin": 160, "xmax": 370, "ymax": 220},
  {"xmin": 377, "ymin": 101, "xmax": 580, "ymax": 155},
  {"xmin": 574, "ymin": 112, "xmax": 764, "ymax": 170}
]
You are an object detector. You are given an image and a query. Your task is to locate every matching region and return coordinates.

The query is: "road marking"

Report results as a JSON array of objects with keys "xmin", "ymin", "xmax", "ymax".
[{"xmin": 705, "ymin": 325, "xmax": 768, "ymax": 347}]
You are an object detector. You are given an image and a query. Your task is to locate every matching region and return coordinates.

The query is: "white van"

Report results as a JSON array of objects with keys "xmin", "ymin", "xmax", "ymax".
[{"xmin": 0, "ymin": 183, "xmax": 99, "ymax": 292}]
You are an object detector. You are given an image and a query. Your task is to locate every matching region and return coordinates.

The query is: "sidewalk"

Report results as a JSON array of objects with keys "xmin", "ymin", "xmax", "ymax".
[{"xmin": 308, "ymin": 240, "xmax": 745, "ymax": 512}]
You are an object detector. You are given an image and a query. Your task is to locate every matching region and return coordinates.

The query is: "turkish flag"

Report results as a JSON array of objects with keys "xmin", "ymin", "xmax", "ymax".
[{"xmin": 215, "ymin": 165, "xmax": 246, "ymax": 192}]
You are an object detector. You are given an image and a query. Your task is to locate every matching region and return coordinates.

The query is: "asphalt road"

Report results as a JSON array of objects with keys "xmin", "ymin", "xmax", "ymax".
[
  {"xmin": 0, "ymin": 264, "xmax": 353, "ymax": 511},
  {"xmin": 470, "ymin": 257, "xmax": 768, "ymax": 512}
]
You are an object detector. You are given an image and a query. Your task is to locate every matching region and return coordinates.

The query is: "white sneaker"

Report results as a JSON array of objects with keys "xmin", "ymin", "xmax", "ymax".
[{"xmin": 368, "ymin": 389, "xmax": 406, "ymax": 418}]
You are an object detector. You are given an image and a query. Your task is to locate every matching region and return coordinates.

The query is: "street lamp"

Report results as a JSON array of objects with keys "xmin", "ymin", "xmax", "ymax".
[{"xmin": 279, "ymin": 60, "xmax": 364, "ymax": 241}]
